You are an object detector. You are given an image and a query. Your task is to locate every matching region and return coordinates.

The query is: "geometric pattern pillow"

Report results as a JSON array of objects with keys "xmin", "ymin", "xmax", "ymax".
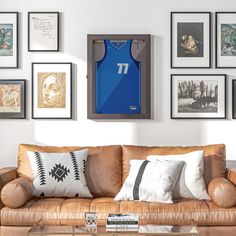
[{"xmin": 27, "ymin": 149, "xmax": 92, "ymax": 198}]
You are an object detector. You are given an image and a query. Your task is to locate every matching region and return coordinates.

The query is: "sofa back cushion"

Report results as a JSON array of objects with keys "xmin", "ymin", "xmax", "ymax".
[
  {"xmin": 122, "ymin": 144, "xmax": 226, "ymax": 187},
  {"xmin": 18, "ymin": 144, "xmax": 122, "ymax": 197}
]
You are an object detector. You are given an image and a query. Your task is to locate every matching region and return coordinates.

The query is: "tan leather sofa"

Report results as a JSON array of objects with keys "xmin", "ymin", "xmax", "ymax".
[{"xmin": 0, "ymin": 143, "xmax": 236, "ymax": 226}]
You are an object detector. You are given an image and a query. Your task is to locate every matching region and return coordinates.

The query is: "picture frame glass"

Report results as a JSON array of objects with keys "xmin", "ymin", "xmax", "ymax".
[
  {"xmin": 32, "ymin": 63, "xmax": 72, "ymax": 119},
  {"xmin": 171, "ymin": 12, "xmax": 211, "ymax": 68},
  {"xmin": 171, "ymin": 75, "xmax": 226, "ymax": 119}
]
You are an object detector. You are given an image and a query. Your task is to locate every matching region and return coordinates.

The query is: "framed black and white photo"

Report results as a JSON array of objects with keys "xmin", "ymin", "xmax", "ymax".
[
  {"xmin": 216, "ymin": 12, "xmax": 236, "ymax": 68},
  {"xmin": 28, "ymin": 12, "xmax": 59, "ymax": 51},
  {"xmin": 171, "ymin": 74, "xmax": 226, "ymax": 119},
  {"xmin": 0, "ymin": 12, "xmax": 18, "ymax": 68},
  {"xmin": 232, "ymin": 80, "xmax": 236, "ymax": 119},
  {"xmin": 0, "ymin": 80, "xmax": 26, "ymax": 119},
  {"xmin": 32, "ymin": 63, "xmax": 72, "ymax": 119},
  {"xmin": 171, "ymin": 12, "xmax": 211, "ymax": 68}
]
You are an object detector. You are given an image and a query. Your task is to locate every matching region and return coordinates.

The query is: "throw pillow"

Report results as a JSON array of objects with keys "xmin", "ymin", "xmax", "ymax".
[
  {"xmin": 114, "ymin": 159, "xmax": 184, "ymax": 203},
  {"xmin": 147, "ymin": 150, "xmax": 210, "ymax": 200},
  {"xmin": 27, "ymin": 149, "xmax": 92, "ymax": 198}
]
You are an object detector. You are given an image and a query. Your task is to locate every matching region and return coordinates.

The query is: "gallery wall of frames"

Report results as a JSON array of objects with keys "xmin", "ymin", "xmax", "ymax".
[{"xmin": 1, "ymin": 11, "xmax": 236, "ymax": 120}]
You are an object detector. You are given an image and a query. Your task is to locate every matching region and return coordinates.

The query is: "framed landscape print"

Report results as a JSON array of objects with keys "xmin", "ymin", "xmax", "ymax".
[
  {"xmin": 0, "ymin": 12, "xmax": 18, "ymax": 68},
  {"xmin": 171, "ymin": 12, "xmax": 211, "ymax": 68},
  {"xmin": 232, "ymin": 80, "xmax": 236, "ymax": 119},
  {"xmin": 28, "ymin": 12, "xmax": 59, "ymax": 51},
  {"xmin": 87, "ymin": 34, "xmax": 151, "ymax": 119},
  {"xmin": 0, "ymin": 80, "xmax": 26, "ymax": 119},
  {"xmin": 32, "ymin": 63, "xmax": 72, "ymax": 119},
  {"xmin": 171, "ymin": 74, "xmax": 226, "ymax": 119},
  {"xmin": 216, "ymin": 12, "xmax": 236, "ymax": 68}
]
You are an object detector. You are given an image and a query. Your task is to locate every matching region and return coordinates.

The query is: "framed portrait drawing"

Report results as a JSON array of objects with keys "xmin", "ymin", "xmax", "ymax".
[
  {"xmin": 216, "ymin": 12, "xmax": 236, "ymax": 68},
  {"xmin": 0, "ymin": 80, "xmax": 26, "ymax": 119},
  {"xmin": 0, "ymin": 12, "xmax": 18, "ymax": 68},
  {"xmin": 28, "ymin": 12, "xmax": 59, "ymax": 51},
  {"xmin": 171, "ymin": 12, "xmax": 211, "ymax": 68},
  {"xmin": 32, "ymin": 63, "xmax": 72, "ymax": 119},
  {"xmin": 87, "ymin": 34, "xmax": 151, "ymax": 119},
  {"xmin": 171, "ymin": 74, "xmax": 226, "ymax": 119}
]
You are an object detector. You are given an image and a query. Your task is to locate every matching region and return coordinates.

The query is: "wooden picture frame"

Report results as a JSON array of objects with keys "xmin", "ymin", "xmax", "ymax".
[
  {"xmin": 87, "ymin": 34, "xmax": 151, "ymax": 119},
  {"xmin": 28, "ymin": 12, "xmax": 59, "ymax": 52},
  {"xmin": 32, "ymin": 63, "xmax": 72, "ymax": 119}
]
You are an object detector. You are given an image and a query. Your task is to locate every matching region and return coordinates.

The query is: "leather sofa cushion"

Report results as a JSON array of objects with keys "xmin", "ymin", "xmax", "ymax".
[
  {"xmin": 17, "ymin": 144, "xmax": 122, "ymax": 197},
  {"xmin": 2, "ymin": 197, "xmax": 236, "ymax": 226},
  {"xmin": 122, "ymin": 144, "xmax": 226, "ymax": 186}
]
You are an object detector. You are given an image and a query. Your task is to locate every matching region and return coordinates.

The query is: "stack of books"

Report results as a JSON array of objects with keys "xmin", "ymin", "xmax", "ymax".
[{"xmin": 106, "ymin": 213, "xmax": 139, "ymax": 231}]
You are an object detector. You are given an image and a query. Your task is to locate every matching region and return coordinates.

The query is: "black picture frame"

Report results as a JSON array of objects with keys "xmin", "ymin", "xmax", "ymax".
[
  {"xmin": 215, "ymin": 12, "xmax": 236, "ymax": 68},
  {"xmin": 171, "ymin": 74, "xmax": 226, "ymax": 119},
  {"xmin": 0, "ymin": 12, "xmax": 18, "ymax": 68},
  {"xmin": 0, "ymin": 79, "xmax": 26, "ymax": 119},
  {"xmin": 87, "ymin": 34, "xmax": 151, "ymax": 119},
  {"xmin": 28, "ymin": 12, "xmax": 59, "ymax": 52},
  {"xmin": 232, "ymin": 80, "xmax": 236, "ymax": 119},
  {"xmin": 32, "ymin": 62, "xmax": 72, "ymax": 119},
  {"xmin": 170, "ymin": 12, "xmax": 211, "ymax": 69}
]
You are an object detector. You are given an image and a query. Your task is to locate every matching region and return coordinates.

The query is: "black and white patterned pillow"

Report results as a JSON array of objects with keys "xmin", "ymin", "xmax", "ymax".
[{"xmin": 27, "ymin": 149, "xmax": 92, "ymax": 198}]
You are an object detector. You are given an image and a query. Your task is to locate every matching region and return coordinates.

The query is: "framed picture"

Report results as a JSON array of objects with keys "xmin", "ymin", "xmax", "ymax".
[
  {"xmin": 171, "ymin": 12, "xmax": 211, "ymax": 68},
  {"xmin": 232, "ymin": 80, "xmax": 236, "ymax": 119},
  {"xmin": 28, "ymin": 12, "xmax": 59, "ymax": 51},
  {"xmin": 32, "ymin": 63, "xmax": 72, "ymax": 119},
  {"xmin": 0, "ymin": 80, "xmax": 26, "ymax": 119},
  {"xmin": 0, "ymin": 12, "xmax": 18, "ymax": 68},
  {"xmin": 87, "ymin": 34, "xmax": 151, "ymax": 119},
  {"xmin": 216, "ymin": 12, "xmax": 236, "ymax": 68},
  {"xmin": 171, "ymin": 74, "xmax": 226, "ymax": 119}
]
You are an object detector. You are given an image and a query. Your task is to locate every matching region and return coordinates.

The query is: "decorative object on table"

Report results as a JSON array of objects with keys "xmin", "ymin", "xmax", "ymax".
[
  {"xmin": 232, "ymin": 80, "xmax": 236, "ymax": 119},
  {"xmin": 171, "ymin": 12, "xmax": 211, "ymax": 68},
  {"xmin": 87, "ymin": 34, "xmax": 151, "ymax": 119},
  {"xmin": 28, "ymin": 12, "xmax": 59, "ymax": 51},
  {"xmin": 0, "ymin": 12, "xmax": 18, "ymax": 68},
  {"xmin": 27, "ymin": 149, "xmax": 92, "ymax": 198},
  {"xmin": 106, "ymin": 213, "xmax": 139, "ymax": 231},
  {"xmin": 0, "ymin": 79, "xmax": 26, "ymax": 119},
  {"xmin": 114, "ymin": 159, "xmax": 184, "ymax": 203},
  {"xmin": 171, "ymin": 74, "xmax": 226, "ymax": 119},
  {"xmin": 32, "ymin": 62, "xmax": 72, "ymax": 119},
  {"xmin": 215, "ymin": 12, "xmax": 236, "ymax": 68},
  {"xmin": 84, "ymin": 212, "xmax": 97, "ymax": 232}
]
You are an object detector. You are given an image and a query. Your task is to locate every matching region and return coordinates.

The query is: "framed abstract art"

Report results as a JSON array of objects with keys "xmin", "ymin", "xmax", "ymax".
[
  {"xmin": 32, "ymin": 63, "xmax": 72, "ymax": 119},
  {"xmin": 87, "ymin": 34, "xmax": 151, "ymax": 119}
]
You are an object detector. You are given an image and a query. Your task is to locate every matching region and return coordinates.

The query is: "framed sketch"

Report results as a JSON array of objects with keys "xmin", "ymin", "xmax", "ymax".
[
  {"xmin": 32, "ymin": 63, "xmax": 72, "ymax": 119},
  {"xmin": 171, "ymin": 74, "xmax": 226, "ymax": 119},
  {"xmin": 87, "ymin": 34, "xmax": 151, "ymax": 119},
  {"xmin": 0, "ymin": 12, "xmax": 18, "ymax": 68},
  {"xmin": 232, "ymin": 80, "xmax": 236, "ymax": 119},
  {"xmin": 216, "ymin": 12, "xmax": 236, "ymax": 68},
  {"xmin": 0, "ymin": 80, "xmax": 26, "ymax": 119},
  {"xmin": 171, "ymin": 12, "xmax": 211, "ymax": 68},
  {"xmin": 28, "ymin": 12, "xmax": 59, "ymax": 51}
]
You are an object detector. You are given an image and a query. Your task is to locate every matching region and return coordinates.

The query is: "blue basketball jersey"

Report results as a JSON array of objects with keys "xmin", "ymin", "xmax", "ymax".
[{"xmin": 95, "ymin": 39, "xmax": 141, "ymax": 114}]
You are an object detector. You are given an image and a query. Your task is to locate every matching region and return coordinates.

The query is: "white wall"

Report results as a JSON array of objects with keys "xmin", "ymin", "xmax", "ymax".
[{"xmin": 0, "ymin": 0, "xmax": 236, "ymax": 167}]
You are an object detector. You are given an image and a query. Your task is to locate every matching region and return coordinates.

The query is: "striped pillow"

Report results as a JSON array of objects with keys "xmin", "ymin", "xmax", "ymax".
[
  {"xmin": 27, "ymin": 149, "xmax": 92, "ymax": 198},
  {"xmin": 114, "ymin": 159, "xmax": 184, "ymax": 203}
]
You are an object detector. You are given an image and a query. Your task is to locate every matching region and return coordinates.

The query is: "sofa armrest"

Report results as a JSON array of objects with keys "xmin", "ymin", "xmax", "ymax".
[
  {"xmin": 0, "ymin": 167, "xmax": 17, "ymax": 191},
  {"xmin": 208, "ymin": 177, "xmax": 236, "ymax": 208},
  {"xmin": 1, "ymin": 177, "xmax": 33, "ymax": 209},
  {"xmin": 227, "ymin": 168, "xmax": 236, "ymax": 186}
]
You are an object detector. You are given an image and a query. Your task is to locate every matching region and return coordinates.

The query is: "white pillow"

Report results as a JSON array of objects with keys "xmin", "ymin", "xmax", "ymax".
[
  {"xmin": 114, "ymin": 159, "xmax": 184, "ymax": 203},
  {"xmin": 27, "ymin": 149, "xmax": 92, "ymax": 198},
  {"xmin": 147, "ymin": 150, "xmax": 210, "ymax": 200}
]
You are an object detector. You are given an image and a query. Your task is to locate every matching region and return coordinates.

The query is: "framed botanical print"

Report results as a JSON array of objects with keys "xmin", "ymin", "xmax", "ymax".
[
  {"xmin": 87, "ymin": 34, "xmax": 151, "ymax": 119},
  {"xmin": 216, "ymin": 12, "xmax": 236, "ymax": 68},
  {"xmin": 32, "ymin": 63, "xmax": 72, "ymax": 119},
  {"xmin": 0, "ymin": 80, "xmax": 26, "ymax": 119},
  {"xmin": 28, "ymin": 12, "xmax": 59, "ymax": 51},
  {"xmin": 171, "ymin": 12, "xmax": 211, "ymax": 68},
  {"xmin": 171, "ymin": 74, "xmax": 226, "ymax": 119},
  {"xmin": 0, "ymin": 12, "xmax": 18, "ymax": 68}
]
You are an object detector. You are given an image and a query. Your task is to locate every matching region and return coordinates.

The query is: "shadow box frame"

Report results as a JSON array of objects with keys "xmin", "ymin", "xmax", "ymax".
[{"xmin": 87, "ymin": 34, "xmax": 151, "ymax": 119}]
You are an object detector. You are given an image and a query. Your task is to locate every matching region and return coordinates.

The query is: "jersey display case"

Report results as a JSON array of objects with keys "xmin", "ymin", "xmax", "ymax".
[{"xmin": 87, "ymin": 34, "xmax": 151, "ymax": 119}]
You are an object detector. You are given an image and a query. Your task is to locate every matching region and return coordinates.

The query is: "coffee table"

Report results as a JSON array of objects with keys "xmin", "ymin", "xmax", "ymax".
[{"xmin": 27, "ymin": 219, "xmax": 199, "ymax": 236}]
